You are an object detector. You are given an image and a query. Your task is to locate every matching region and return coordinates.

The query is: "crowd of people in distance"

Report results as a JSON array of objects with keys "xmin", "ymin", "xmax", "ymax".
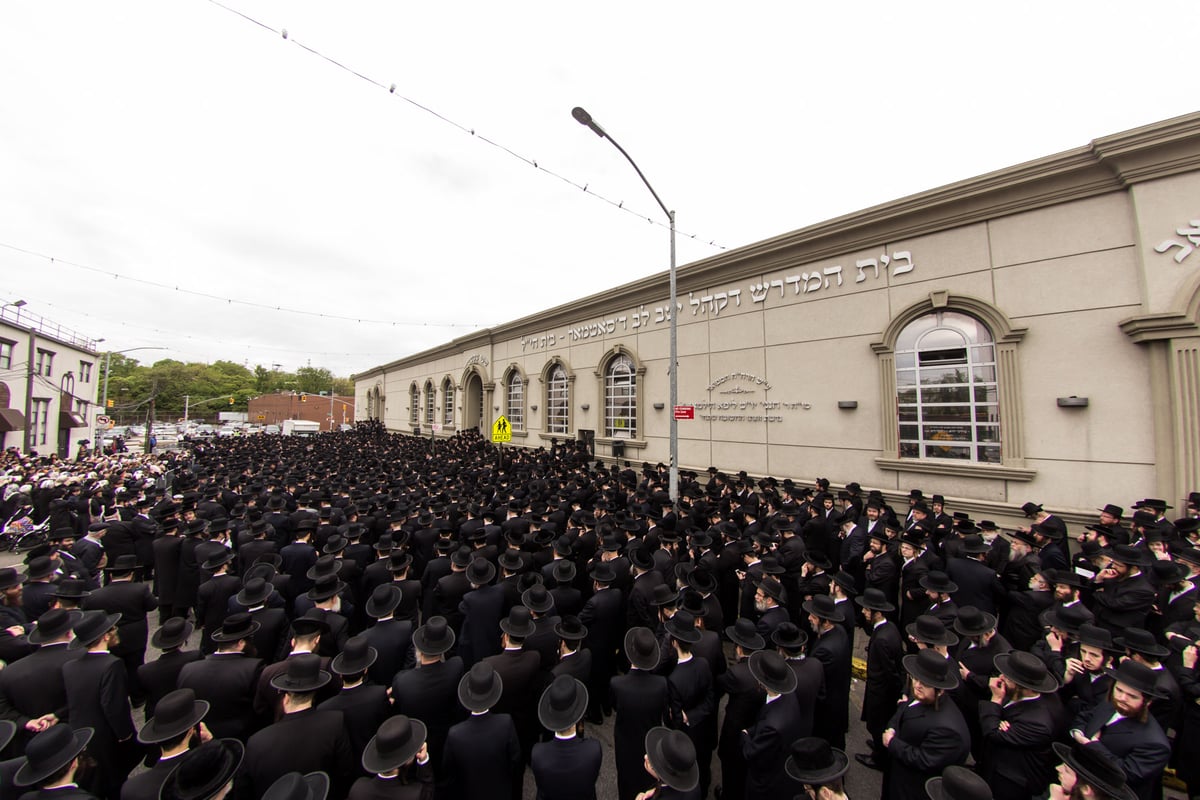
[{"xmin": 0, "ymin": 420, "xmax": 1196, "ymax": 800}]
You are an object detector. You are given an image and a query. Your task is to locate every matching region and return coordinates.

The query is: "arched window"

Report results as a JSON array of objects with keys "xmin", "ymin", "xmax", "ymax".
[
  {"xmin": 604, "ymin": 354, "xmax": 637, "ymax": 439},
  {"xmin": 442, "ymin": 378, "xmax": 454, "ymax": 426},
  {"xmin": 506, "ymin": 371, "xmax": 524, "ymax": 430},
  {"xmin": 409, "ymin": 384, "xmax": 419, "ymax": 425},
  {"xmin": 895, "ymin": 311, "xmax": 999, "ymax": 463},
  {"xmin": 424, "ymin": 381, "xmax": 435, "ymax": 425},
  {"xmin": 546, "ymin": 364, "xmax": 569, "ymax": 435}
]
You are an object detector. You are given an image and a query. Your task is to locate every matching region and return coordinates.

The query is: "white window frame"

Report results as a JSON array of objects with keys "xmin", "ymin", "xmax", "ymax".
[
  {"xmin": 79, "ymin": 361, "xmax": 93, "ymax": 382},
  {"xmin": 604, "ymin": 353, "xmax": 637, "ymax": 439},
  {"xmin": 0, "ymin": 340, "xmax": 13, "ymax": 371},
  {"xmin": 35, "ymin": 348, "xmax": 54, "ymax": 377},
  {"xmin": 424, "ymin": 382, "xmax": 435, "ymax": 425},
  {"xmin": 546, "ymin": 364, "xmax": 569, "ymax": 435},
  {"xmin": 409, "ymin": 384, "xmax": 419, "ymax": 425},
  {"xmin": 506, "ymin": 371, "xmax": 524, "ymax": 430},
  {"xmin": 31, "ymin": 397, "xmax": 50, "ymax": 446},
  {"xmin": 442, "ymin": 379, "xmax": 454, "ymax": 426}
]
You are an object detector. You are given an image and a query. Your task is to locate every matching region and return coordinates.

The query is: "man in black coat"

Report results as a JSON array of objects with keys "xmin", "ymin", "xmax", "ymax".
[
  {"xmin": 610, "ymin": 627, "xmax": 669, "ymax": 800},
  {"xmin": 0, "ymin": 609, "xmax": 82, "ymax": 756},
  {"xmin": 457, "ymin": 558, "xmax": 506, "ymax": 667},
  {"xmin": 362, "ymin": 584, "xmax": 414, "ymax": 686},
  {"xmin": 62, "ymin": 611, "xmax": 139, "ymax": 799},
  {"xmin": 122, "ymin": 688, "xmax": 209, "ymax": 800},
  {"xmin": 1090, "ymin": 545, "xmax": 1156, "ymax": 635},
  {"xmin": 482, "ymin": 607, "xmax": 544, "ymax": 767},
  {"xmin": 193, "ymin": 547, "xmax": 241, "ymax": 654},
  {"xmin": 976, "ymin": 651, "xmax": 1061, "ymax": 800},
  {"xmin": 879, "ymin": 649, "xmax": 971, "ymax": 800},
  {"xmin": 82, "ymin": 555, "xmax": 156, "ymax": 704},
  {"xmin": 951, "ymin": 606, "xmax": 1013, "ymax": 761},
  {"xmin": 390, "ymin": 616, "xmax": 466, "ymax": 785},
  {"xmin": 240, "ymin": 654, "xmax": 355, "ymax": 800},
  {"xmin": 772, "ymin": 623, "xmax": 823, "ymax": 740},
  {"xmin": 433, "ymin": 547, "xmax": 473, "ymax": 632},
  {"xmin": 805, "ymin": 594, "xmax": 851, "ymax": 749},
  {"xmin": 176, "ymin": 612, "xmax": 264, "ymax": 741},
  {"xmin": 442, "ymin": 662, "xmax": 523, "ymax": 800},
  {"xmin": 741, "ymin": 651, "xmax": 806, "ymax": 800},
  {"xmin": 530, "ymin": 675, "xmax": 602, "ymax": 800},
  {"xmin": 236, "ymin": 577, "xmax": 290, "ymax": 663},
  {"xmin": 665, "ymin": 611, "xmax": 716, "ymax": 800},
  {"xmin": 863, "ymin": 529, "xmax": 901, "ymax": 614},
  {"xmin": 716, "ymin": 619, "xmax": 765, "ymax": 800},
  {"xmin": 136, "ymin": 618, "xmax": 203, "ymax": 719},
  {"xmin": 945, "ymin": 534, "xmax": 1005, "ymax": 615},
  {"xmin": 550, "ymin": 616, "xmax": 591, "ymax": 681},
  {"xmin": 579, "ymin": 562, "xmax": 624, "ymax": 722},
  {"xmin": 318, "ymin": 635, "xmax": 389, "ymax": 775},
  {"xmin": 151, "ymin": 520, "xmax": 183, "ymax": 624},
  {"xmin": 856, "ymin": 588, "xmax": 904, "ymax": 769}
]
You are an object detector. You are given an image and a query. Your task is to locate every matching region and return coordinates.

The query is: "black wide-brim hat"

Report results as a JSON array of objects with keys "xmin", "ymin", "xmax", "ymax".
[
  {"xmin": 365, "ymin": 584, "xmax": 402, "ymax": 618},
  {"xmin": 262, "ymin": 772, "xmax": 331, "ymax": 800},
  {"xmin": 906, "ymin": 615, "xmax": 959, "ymax": 648},
  {"xmin": 725, "ymin": 618, "xmax": 766, "ymax": 652},
  {"xmin": 645, "ymin": 726, "xmax": 700, "ymax": 793},
  {"xmin": 330, "ymin": 636, "xmax": 377, "ymax": 676},
  {"xmin": 802, "ymin": 594, "xmax": 844, "ymax": 623},
  {"xmin": 953, "ymin": 606, "xmax": 998, "ymax": 637},
  {"xmin": 270, "ymin": 653, "xmax": 332, "ymax": 693},
  {"xmin": 538, "ymin": 674, "xmax": 589, "ymax": 732},
  {"xmin": 363, "ymin": 715, "xmax": 428, "ymax": 774},
  {"xmin": 903, "ymin": 649, "xmax": 960, "ymax": 691},
  {"xmin": 784, "ymin": 737, "xmax": 849, "ymax": 786},
  {"xmin": 994, "ymin": 651, "xmax": 1059, "ymax": 694},
  {"xmin": 457, "ymin": 662, "xmax": 504, "ymax": 712},
  {"xmin": 625, "ymin": 626, "xmax": 661, "ymax": 671},
  {"xmin": 236, "ymin": 578, "xmax": 274, "ymax": 609},
  {"xmin": 926, "ymin": 765, "xmax": 995, "ymax": 800},
  {"xmin": 1051, "ymin": 742, "xmax": 1137, "ymax": 800},
  {"xmin": 305, "ymin": 575, "xmax": 346, "ymax": 602},
  {"xmin": 14, "ymin": 726, "xmax": 94, "ymax": 787},
  {"xmin": 554, "ymin": 615, "xmax": 588, "ymax": 642},
  {"xmin": 69, "ymin": 610, "xmax": 121, "ymax": 649},
  {"xmin": 28, "ymin": 608, "xmax": 82, "ymax": 644},
  {"xmin": 855, "ymin": 588, "xmax": 895, "ymax": 613},
  {"xmin": 211, "ymin": 612, "xmax": 261, "ymax": 643},
  {"xmin": 919, "ymin": 571, "xmax": 958, "ymax": 594},
  {"xmin": 159, "ymin": 738, "xmax": 245, "ymax": 800},
  {"xmin": 1104, "ymin": 660, "xmax": 1166, "ymax": 699},
  {"xmin": 138, "ymin": 689, "xmax": 209, "ymax": 744},
  {"xmin": 0, "ymin": 567, "xmax": 27, "ymax": 591},
  {"xmin": 412, "ymin": 616, "xmax": 456, "ymax": 655},
  {"xmin": 1113, "ymin": 628, "xmax": 1170, "ymax": 659},
  {"xmin": 748, "ymin": 650, "xmax": 797, "ymax": 695}
]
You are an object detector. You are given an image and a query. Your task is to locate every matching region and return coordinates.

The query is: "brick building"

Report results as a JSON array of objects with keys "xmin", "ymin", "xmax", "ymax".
[{"xmin": 248, "ymin": 392, "xmax": 355, "ymax": 431}]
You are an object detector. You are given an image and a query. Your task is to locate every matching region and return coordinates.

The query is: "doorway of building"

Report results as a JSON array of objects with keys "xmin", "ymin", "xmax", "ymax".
[{"xmin": 464, "ymin": 374, "xmax": 483, "ymax": 433}]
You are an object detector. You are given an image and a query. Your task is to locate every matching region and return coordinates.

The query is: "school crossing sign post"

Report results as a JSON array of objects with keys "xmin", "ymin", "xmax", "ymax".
[{"xmin": 492, "ymin": 415, "xmax": 512, "ymax": 468}]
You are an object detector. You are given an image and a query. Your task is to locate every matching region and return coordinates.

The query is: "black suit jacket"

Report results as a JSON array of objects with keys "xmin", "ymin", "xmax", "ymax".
[
  {"xmin": 863, "ymin": 621, "xmax": 905, "ymax": 731},
  {"xmin": 482, "ymin": 649, "xmax": 542, "ymax": 754},
  {"xmin": 0, "ymin": 643, "xmax": 81, "ymax": 743},
  {"xmin": 136, "ymin": 649, "xmax": 203, "ymax": 718},
  {"xmin": 390, "ymin": 657, "xmax": 465, "ymax": 768},
  {"xmin": 363, "ymin": 618, "xmax": 414, "ymax": 686},
  {"xmin": 811, "ymin": 624, "xmax": 851, "ymax": 745},
  {"xmin": 531, "ymin": 736, "xmax": 602, "ymax": 800},
  {"xmin": 194, "ymin": 574, "xmax": 241, "ymax": 653},
  {"xmin": 62, "ymin": 650, "xmax": 136, "ymax": 765},
  {"xmin": 240, "ymin": 706, "xmax": 355, "ymax": 800},
  {"xmin": 318, "ymin": 682, "xmax": 389, "ymax": 770},
  {"xmin": 945, "ymin": 556, "xmax": 1004, "ymax": 615},
  {"xmin": 457, "ymin": 584, "xmax": 506, "ymax": 667},
  {"xmin": 83, "ymin": 581, "xmax": 157, "ymax": 656},
  {"xmin": 885, "ymin": 697, "xmax": 972, "ymax": 800},
  {"xmin": 977, "ymin": 696, "xmax": 1057, "ymax": 798},
  {"xmin": 151, "ymin": 536, "xmax": 183, "ymax": 607},
  {"xmin": 579, "ymin": 587, "xmax": 624, "ymax": 685},
  {"xmin": 610, "ymin": 669, "xmax": 669, "ymax": 800},
  {"xmin": 119, "ymin": 752, "xmax": 183, "ymax": 800},
  {"xmin": 1077, "ymin": 700, "xmax": 1171, "ymax": 800},
  {"xmin": 177, "ymin": 651, "xmax": 264, "ymax": 741},
  {"xmin": 442, "ymin": 712, "xmax": 522, "ymax": 800},
  {"xmin": 742, "ymin": 692, "xmax": 806, "ymax": 799}
]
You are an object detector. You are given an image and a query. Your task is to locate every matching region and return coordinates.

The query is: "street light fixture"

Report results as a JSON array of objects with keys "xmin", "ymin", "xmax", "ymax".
[{"xmin": 571, "ymin": 106, "xmax": 679, "ymax": 510}]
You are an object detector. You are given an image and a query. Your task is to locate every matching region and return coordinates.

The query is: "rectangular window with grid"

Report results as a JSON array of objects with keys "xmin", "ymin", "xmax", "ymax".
[
  {"xmin": 443, "ymin": 383, "xmax": 454, "ymax": 426},
  {"xmin": 36, "ymin": 348, "xmax": 54, "ymax": 377},
  {"xmin": 410, "ymin": 387, "xmax": 419, "ymax": 424},
  {"xmin": 547, "ymin": 366, "xmax": 568, "ymax": 435},
  {"xmin": 424, "ymin": 385, "xmax": 435, "ymax": 425},
  {"xmin": 0, "ymin": 340, "xmax": 13, "ymax": 370},
  {"xmin": 605, "ymin": 355, "xmax": 637, "ymax": 438},
  {"xmin": 507, "ymin": 375, "xmax": 524, "ymax": 430},
  {"xmin": 32, "ymin": 398, "xmax": 50, "ymax": 445},
  {"xmin": 79, "ymin": 361, "xmax": 93, "ymax": 382}
]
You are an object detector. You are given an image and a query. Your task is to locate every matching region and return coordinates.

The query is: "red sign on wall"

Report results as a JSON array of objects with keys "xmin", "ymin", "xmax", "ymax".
[{"xmin": 673, "ymin": 405, "xmax": 695, "ymax": 420}]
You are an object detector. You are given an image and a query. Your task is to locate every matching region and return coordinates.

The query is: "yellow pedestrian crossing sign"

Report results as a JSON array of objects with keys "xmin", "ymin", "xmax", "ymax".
[{"xmin": 491, "ymin": 415, "xmax": 512, "ymax": 443}]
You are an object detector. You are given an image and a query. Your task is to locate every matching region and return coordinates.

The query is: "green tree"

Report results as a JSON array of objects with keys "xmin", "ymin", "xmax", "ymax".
[{"xmin": 296, "ymin": 366, "xmax": 335, "ymax": 394}]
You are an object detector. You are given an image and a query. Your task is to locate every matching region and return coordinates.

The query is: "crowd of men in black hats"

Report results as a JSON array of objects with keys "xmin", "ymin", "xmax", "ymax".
[{"xmin": 0, "ymin": 423, "xmax": 1199, "ymax": 800}]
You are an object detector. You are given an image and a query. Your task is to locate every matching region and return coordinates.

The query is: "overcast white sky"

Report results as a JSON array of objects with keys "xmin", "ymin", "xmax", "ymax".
[{"xmin": 1, "ymin": 1, "xmax": 1194, "ymax": 378}]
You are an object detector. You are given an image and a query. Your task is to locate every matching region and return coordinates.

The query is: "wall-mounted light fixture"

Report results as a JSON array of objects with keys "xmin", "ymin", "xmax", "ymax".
[
  {"xmin": 530, "ymin": 404, "xmax": 538, "ymax": 412},
  {"xmin": 837, "ymin": 400, "xmax": 858, "ymax": 410},
  {"xmin": 494, "ymin": 406, "xmax": 500, "ymax": 412},
  {"xmin": 1057, "ymin": 396, "xmax": 1089, "ymax": 408},
  {"xmin": 653, "ymin": 402, "xmax": 665, "ymax": 410},
  {"xmin": 581, "ymin": 404, "xmax": 590, "ymax": 411}
]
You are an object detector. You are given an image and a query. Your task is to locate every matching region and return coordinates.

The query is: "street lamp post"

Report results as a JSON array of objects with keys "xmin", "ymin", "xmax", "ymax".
[{"xmin": 571, "ymin": 107, "xmax": 679, "ymax": 510}]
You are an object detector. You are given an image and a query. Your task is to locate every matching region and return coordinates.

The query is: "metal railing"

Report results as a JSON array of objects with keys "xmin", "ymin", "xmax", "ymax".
[{"xmin": 0, "ymin": 304, "xmax": 100, "ymax": 351}]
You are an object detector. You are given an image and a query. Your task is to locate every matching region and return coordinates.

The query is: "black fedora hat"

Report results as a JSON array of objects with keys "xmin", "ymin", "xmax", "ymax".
[
  {"xmin": 686, "ymin": 568, "xmax": 717, "ymax": 595},
  {"xmin": 645, "ymin": 726, "xmax": 699, "ymax": 793},
  {"xmin": 467, "ymin": 558, "xmax": 496, "ymax": 586},
  {"xmin": 1105, "ymin": 659, "xmax": 1166, "ymax": 698},
  {"xmin": 236, "ymin": 577, "xmax": 274, "ymax": 609},
  {"xmin": 306, "ymin": 574, "xmax": 346, "ymax": 603},
  {"xmin": 270, "ymin": 653, "xmax": 332, "ymax": 693},
  {"xmin": 14, "ymin": 725, "xmax": 93, "ymax": 787},
  {"xmin": 725, "ymin": 618, "xmax": 765, "ymax": 652},
  {"xmin": 151, "ymin": 617, "xmax": 195, "ymax": 651},
  {"xmin": 362, "ymin": 715, "xmax": 428, "ymax": 774},
  {"xmin": 784, "ymin": 737, "xmax": 849, "ymax": 786},
  {"xmin": 25, "ymin": 556, "xmax": 61, "ymax": 582},
  {"xmin": 69, "ymin": 610, "xmax": 121, "ymax": 649},
  {"xmin": 537, "ymin": 674, "xmax": 589, "ymax": 732},
  {"xmin": 771, "ymin": 622, "xmax": 808, "ymax": 653},
  {"xmin": 994, "ymin": 650, "xmax": 1059, "ymax": 693},
  {"xmin": 855, "ymin": 587, "xmax": 895, "ymax": 613},
  {"xmin": 906, "ymin": 615, "xmax": 959, "ymax": 648},
  {"xmin": 49, "ymin": 578, "xmax": 89, "ymax": 600},
  {"xmin": 365, "ymin": 584, "xmax": 402, "ymax": 619},
  {"xmin": 412, "ymin": 616, "xmax": 455, "ymax": 656},
  {"xmin": 305, "ymin": 555, "xmax": 342, "ymax": 582},
  {"xmin": 959, "ymin": 534, "xmax": 991, "ymax": 555},
  {"xmin": 802, "ymin": 594, "xmax": 844, "ymax": 623},
  {"xmin": 1050, "ymin": 741, "xmax": 1136, "ymax": 800},
  {"xmin": 903, "ymin": 648, "xmax": 960, "ymax": 691},
  {"xmin": 1076, "ymin": 623, "xmax": 1120, "ymax": 654},
  {"xmin": 625, "ymin": 626, "xmax": 661, "ymax": 671},
  {"xmin": 138, "ymin": 688, "xmax": 209, "ymax": 744},
  {"xmin": 199, "ymin": 547, "xmax": 234, "ymax": 572},
  {"xmin": 457, "ymin": 661, "xmax": 504, "ymax": 713},
  {"xmin": 387, "ymin": 552, "xmax": 413, "ymax": 574},
  {"xmin": 521, "ymin": 584, "xmax": 555, "ymax": 614},
  {"xmin": 589, "ymin": 562, "xmax": 617, "ymax": 585},
  {"xmin": 649, "ymin": 584, "xmax": 679, "ymax": 608},
  {"xmin": 953, "ymin": 606, "xmax": 997, "ymax": 637},
  {"xmin": 0, "ymin": 567, "xmax": 27, "ymax": 591},
  {"xmin": 755, "ymin": 576, "xmax": 787, "ymax": 604},
  {"xmin": 554, "ymin": 615, "xmax": 588, "ymax": 642},
  {"xmin": 211, "ymin": 612, "xmax": 260, "ymax": 643},
  {"xmin": 262, "ymin": 772, "xmax": 330, "ymax": 800},
  {"xmin": 926, "ymin": 765, "xmax": 993, "ymax": 800},
  {"xmin": 28, "ymin": 608, "xmax": 82, "ymax": 645},
  {"xmin": 160, "ymin": 738, "xmax": 245, "ymax": 800},
  {"xmin": 331, "ymin": 634, "xmax": 377, "ymax": 676},
  {"xmin": 500, "ymin": 606, "xmax": 537, "ymax": 639},
  {"xmin": 1040, "ymin": 603, "xmax": 1090, "ymax": 636},
  {"xmin": 665, "ymin": 610, "xmax": 702, "ymax": 644},
  {"xmin": 1114, "ymin": 628, "xmax": 1169, "ymax": 659},
  {"xmin": 291, "ymin": 609, "xmax": 329, "ymax": 637},
  {"xmin": 1106, "ymin": 544, "xmax": 1150, "ymax": 567},
  {"xmin": 919, "ymin": 571, "xmax": 958, "ymax": 594},
  {"xmin": 748, "ymin": 650, "xmax": 797, "ymax": 695},
  {"xmin": 550, "ymin": 560, "xmax": 576, "ymax": 584}
]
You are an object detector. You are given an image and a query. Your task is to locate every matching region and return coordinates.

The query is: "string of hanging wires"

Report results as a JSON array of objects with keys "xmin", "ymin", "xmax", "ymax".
[
  {"xmin": 205, "ymin": 0, "xmax": 725, "ymax": 251},
  {"xmin": 0, "ymin": 243, "xmax": 480, "ymax": 329}
]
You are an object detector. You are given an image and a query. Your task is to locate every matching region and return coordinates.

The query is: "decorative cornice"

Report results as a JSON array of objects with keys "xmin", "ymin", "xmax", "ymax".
[
  {"xmin": 1118, "ymin": 312, "xmax": 1200, "ymax": 343},
  {"xmin": 874, "ymin": 457, "xmax": 1037, "ymax": 482}
]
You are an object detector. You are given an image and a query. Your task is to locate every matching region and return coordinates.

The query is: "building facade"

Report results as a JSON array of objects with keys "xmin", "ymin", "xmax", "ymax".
[
  {"xmin": 0, "ymin": 303, "xmax": 101, "ymax": 457},
  {"xmin": 354, "ymin": 113, "xmax": 1200, "ymax": 520},
  {"xmin": 248, "ymin": 392, "xmax": 355, "ymax": 430}
]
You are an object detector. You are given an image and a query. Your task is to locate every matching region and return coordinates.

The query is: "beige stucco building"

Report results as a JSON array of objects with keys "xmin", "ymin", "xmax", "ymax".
[{"xmin": 354, "ymin": 112, "xmax": 1200, "ymax": 522}]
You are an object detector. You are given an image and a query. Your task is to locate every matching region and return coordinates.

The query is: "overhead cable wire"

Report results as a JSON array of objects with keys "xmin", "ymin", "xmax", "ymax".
[{"xmin": 203, "ymin": 0, "xmax": 726, "ymax": 250}]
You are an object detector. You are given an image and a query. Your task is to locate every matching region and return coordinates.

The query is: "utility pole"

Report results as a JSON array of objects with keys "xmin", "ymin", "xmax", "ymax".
[{"xmin": 183, "ymin": 395, "xmax": 190, "ymax": 423}]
